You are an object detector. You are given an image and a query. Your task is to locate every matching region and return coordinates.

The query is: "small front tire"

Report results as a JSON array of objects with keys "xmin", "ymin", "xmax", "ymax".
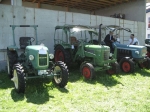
[
  {"xmin": 120, "ymin": 58, "xmax": 135, "ymax": 73},
  {"xmin": 7, "ymin": 50, "xmax": 18, "ymax": 78},
  {"xmin": 53, "ymin": 61, "xmax": 69, "ymax": 88},
  {"xmin": 138, "ymin": 57, "xmax": 150, "ymax": 69},
  {"xmin": 80, "ymin": 62, "xmax": 95, "ymax": 80},
  {"xmin": 11, "ymin": 63, "xmax": 25, "ymax": 93},
  {"xmin": 107, "ymin": 62, "xmax": 120, "ymax": 75}
]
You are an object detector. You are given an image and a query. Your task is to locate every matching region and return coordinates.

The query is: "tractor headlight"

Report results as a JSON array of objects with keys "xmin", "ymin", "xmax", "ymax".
[
  {"xmin": 135, "ymin": 51, "xmax": 139, "ymax": 55},
  {"xmin": 29, "ymin": 55, "xmax": 34, "ymax": 60},
  {"xmin": 109, "ymin": 53, "xmax": 112, "ymax": 57},
  {"xmin": 49, "ymin": 54, "xmax": 54, "ymax": 59}
]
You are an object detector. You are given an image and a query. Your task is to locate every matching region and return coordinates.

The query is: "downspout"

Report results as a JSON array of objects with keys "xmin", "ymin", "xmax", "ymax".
[
  {"xmin": 98, "ymin": 24, "xmax": 102, "ymax": 44},
  {"xmin": 11, "ymin": 0, "xmax": 14, "ymax": 5}
]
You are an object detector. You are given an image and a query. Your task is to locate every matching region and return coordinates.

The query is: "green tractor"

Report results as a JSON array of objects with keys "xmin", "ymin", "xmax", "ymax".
[
  {"xmin": 7, "ymin": 25, "xmax": 69, "ymax": 93},
  {"xmin": 54, "ymin": 24, "xmax": 120, "ymax": 80}
]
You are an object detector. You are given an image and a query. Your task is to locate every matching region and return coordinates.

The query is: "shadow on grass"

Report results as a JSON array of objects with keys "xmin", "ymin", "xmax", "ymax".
[
  {"xmin": 11, "ymin": 89, "xmax": 25, "ymax": 102},
  {"xmin": 56, "ymin": 87, "xmax": 69, "ymax": 93},
  {"xmin": 0, "ymin": 71, "xmax": 14, "ymax": 89},
  {"xmin": 68, "ymin": 67, "xmax": 122, "ymax": 87},
  {"xmin": 10, "ymin": 78, "xmax": 54, "ymax": 104},
  {"xmin": 10, "ymin": 78, "xmax": 69, "ymax": 104},
  {"xmin": 84, "ymin": 71, "xmax": 122, "ymax": 87}
]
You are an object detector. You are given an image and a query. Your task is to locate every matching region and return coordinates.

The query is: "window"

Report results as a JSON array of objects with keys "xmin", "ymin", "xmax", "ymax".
[
  {"xmin": 148, "ymin": 34, "xmax": 150, "ymax": 38},
  {"xmin": 148, "ymin": 17, "xmax": 150, "ymax": 28}
]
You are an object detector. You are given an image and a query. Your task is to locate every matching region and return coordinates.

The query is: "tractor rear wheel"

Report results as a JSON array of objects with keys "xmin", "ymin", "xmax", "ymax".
[
  {"xmin": 120, "ymin": 58, "xmax": 135, "ymax": 73},
  {"xmin": 53, "ymin": 61, "xmax": 69, "ymax": 88},
  {"xmin": 107, "ymin": 62, "xmax": 120, "ymax": 75},
  {"xmin": 11, "ymin": 63, "xmax": 25, "ymax": 93},
  {"xmin": 7, "ymin": 49, "xmax": 18, "ymax": 78},
  {"xmin": 80, "ymin": 62, "xmax": 95, "ymax": 80},
  {"xmin": 138, "ymin": 57, "xmax": 150, "ymax": 69},
  {"xmin": 54, "ymin": 45, "xmax": 71, "ymax": 65}
]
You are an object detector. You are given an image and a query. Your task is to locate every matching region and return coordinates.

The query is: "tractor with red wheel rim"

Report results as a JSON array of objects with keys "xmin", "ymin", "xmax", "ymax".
[
  {"xmin": 93, "ymin": 25, "xmax": 150, "ymax": 73},
  {"xmin": 54, "ymin": 24, "xmax": 120, "ymax": 80}
]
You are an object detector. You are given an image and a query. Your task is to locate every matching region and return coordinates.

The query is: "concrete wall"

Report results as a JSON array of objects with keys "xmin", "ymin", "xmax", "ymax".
[
  {"xmin": 95, "ymin": 0, "xmax": 146, "ymax": 22},
  {"xmin": 0, "ymin": 4, "xmax": 146, "ymax": 70}
]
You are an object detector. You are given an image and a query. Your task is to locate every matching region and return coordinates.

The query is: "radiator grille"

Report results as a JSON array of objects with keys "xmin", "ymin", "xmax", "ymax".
[
  {"xmin": 39, "ymin": 54, "xmax": 47, "ymax": 66},
  {"xmin": 104, "ymin": 50, "xmax": 110, "ymax": 60}
]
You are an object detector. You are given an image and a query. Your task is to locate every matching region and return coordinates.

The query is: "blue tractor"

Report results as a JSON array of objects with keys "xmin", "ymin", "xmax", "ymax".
[{"xmin": 91, "ymin": 24, "xmax": 150, "ymax": 73}]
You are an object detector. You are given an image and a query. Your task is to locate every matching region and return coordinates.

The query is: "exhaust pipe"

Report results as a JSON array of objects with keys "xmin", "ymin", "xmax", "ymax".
[{"xmin": 98, "ymin": 24, "xmax": 102, "ymax": 44}]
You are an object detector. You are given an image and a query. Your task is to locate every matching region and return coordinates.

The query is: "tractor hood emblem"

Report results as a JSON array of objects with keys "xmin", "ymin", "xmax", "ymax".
[{"xmin": 39, "ymin": 47, "xmax": 47, "ymax": 54}]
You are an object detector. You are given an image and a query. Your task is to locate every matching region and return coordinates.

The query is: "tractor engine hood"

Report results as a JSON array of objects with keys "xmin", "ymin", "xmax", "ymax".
[
  {"xmin": 84, "ymin": 45, "xmax": 110, "ymax": 66},
  {"xmin": 85, "ymin": 45, "xmax": 109, "ymax": 50},
  {"xmin": 25, "ymin": 45, "xmax": 49, "ymax": 70},
  {"xmin": 114, "ymin": 43, "xmax": 147, "ymax": 58},
  {"xmin": 26, "ymin": 45, "xmax": 48, "ymax": 51}
]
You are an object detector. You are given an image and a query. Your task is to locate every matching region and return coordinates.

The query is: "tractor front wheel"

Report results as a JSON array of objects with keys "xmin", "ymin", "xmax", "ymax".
[
  {"xmin": 80, "ymin": 62, "xmax": 95, "ymax": 80},
  {"xmin": 11, "ymin": 63, "xmax": 25, "ymax": 93},
  {"xmin": 7, "ymin": 50, "xmax": 18, "ymax": 78},
  {"xmin": 53, "ymin": 61, "xmax": 69, "ymax": 88},
  {"xmin": 138, "ymin": 57, "xmax": 150, "ymax": 69},
  {"xmin": 107, "ymin": 62, "xmax": 120, "ymax": 75},
  {"xmin": 120, "ymin": 58, "xmax": 135, "ymax": 73}
]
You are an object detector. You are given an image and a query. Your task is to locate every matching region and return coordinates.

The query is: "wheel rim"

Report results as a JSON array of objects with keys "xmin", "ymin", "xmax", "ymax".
[
  {"xmin": 6, "ymin": 55, "xmax": 10, "ymax": 74},
  {"xmin": 82, "ymin": 66, "xmax": 91, "ymax": 79},
  {"xmin": 55, "ymin": 50, "xmax": 64, "ymax": 62},
  {"xmin": 11, "ymin": 69, "xmax": 18, "ymax": 89},
  {"xmin": 122, "ymin": 62, "xmax": 130, "ymax": 72},
  {"xmin": 54, "ymin": 66, "xmax": 62, "ymax": 84}
]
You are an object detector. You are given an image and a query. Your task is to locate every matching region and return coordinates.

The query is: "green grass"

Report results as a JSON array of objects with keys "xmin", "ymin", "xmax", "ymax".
[{"xmin": 0, "ymin": 66, "xmax": 150, "ymax": 112}]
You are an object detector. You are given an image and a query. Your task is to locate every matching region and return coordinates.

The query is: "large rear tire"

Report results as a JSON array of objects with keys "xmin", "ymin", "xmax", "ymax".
[
  {"xmin": 54, "ymin": 45, "xmax": 71, "ymax": 65},
  {"xmin": 53, "ymin": 61, "xmax": 69, "ymax": 88},
  {"xmin": 120, "ymin": 58, "xmax": 135, "ymax": 73},
  {"xmin": 11, "ymin": 63, "xmax": 25, "ymax": 93},
  {"xmin": 7, "ymin": 49, "xmax": 18, "ymax": 78},
  {"xmin": 107, "ymin": 62, "xmax": 120, "ymax": 75},
  {"xmin": 80, "ymin": 62, "xmax": 95, "ymax": 80}
]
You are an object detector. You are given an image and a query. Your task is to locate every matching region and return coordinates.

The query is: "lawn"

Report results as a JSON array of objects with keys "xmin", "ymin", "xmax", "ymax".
[{"xmin": 0, "ymin": 66, "xmax": 150, "ymax": 112}]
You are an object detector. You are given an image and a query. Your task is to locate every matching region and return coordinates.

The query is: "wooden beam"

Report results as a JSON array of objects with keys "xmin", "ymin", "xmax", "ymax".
[
  {"xmin": 37, "ymin": 1, "xmax": 41, "ymax": 8},
  {"xmin": 32, "ymin": 0, "xmax": 36, "ymax": 3}
]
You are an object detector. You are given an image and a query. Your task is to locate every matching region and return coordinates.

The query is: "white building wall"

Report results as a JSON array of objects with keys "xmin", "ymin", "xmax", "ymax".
[{"xmin": 0, "ymin": 4, "xmax": 146, "ymax": 70}]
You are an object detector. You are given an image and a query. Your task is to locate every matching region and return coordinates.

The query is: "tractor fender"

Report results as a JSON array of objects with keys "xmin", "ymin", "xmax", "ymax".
[
  {"xmin": 119, "ymin": 57, "xmax": 131, "ymax": 63},
  {"xmin": 7, "ymin": 45, "xmax": 18, "ymax": 51}
]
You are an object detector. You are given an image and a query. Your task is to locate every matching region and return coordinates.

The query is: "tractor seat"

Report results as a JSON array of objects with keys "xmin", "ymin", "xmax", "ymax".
[
  {"xmin": 19, "ymin": 37, "xmax": 32, "ymax": 49},
  {"xmin": 70, "ymin": 36, "xmax": 78, "ymax": 46}
]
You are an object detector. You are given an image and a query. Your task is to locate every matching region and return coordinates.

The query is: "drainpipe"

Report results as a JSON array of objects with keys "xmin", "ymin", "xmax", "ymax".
[
  {"xmin": 98, "ymin": 24, "xmax": 102, "ymax": 44},
  {"xmin": 11, "ymin": 0, "xmax": 14, "ymax": 5}
]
